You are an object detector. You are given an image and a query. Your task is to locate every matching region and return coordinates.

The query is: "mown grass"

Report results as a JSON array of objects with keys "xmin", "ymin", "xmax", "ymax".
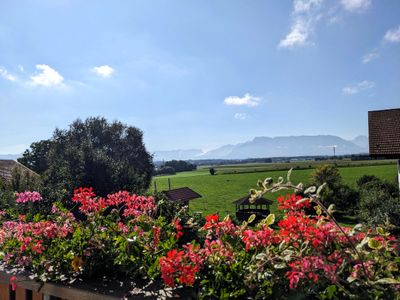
[{"xmin": 151, "ymin": 161, "xmax": 397, "ymax": 218}]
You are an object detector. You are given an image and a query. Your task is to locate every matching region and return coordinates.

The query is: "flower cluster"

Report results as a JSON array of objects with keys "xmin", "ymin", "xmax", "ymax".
[
  {"xmin": 71, "ymin": 188, "xmax": 156, "ymax": 217},
  {"xmin": 277, "ymin": 193, "xmax": 310, "ymax": 212},
  {"xmin": 72, "ymin": 187, "xmax": 105, "ymax": 213},
  {"xmin": 159, "ymin": 244, "xmax": 203, "ymax": 287},
  {"xmin": 15, "ymin": 191, "xmax": 42, "ymax": 203}
]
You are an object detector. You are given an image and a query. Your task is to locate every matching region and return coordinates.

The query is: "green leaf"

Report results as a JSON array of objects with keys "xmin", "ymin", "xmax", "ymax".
[
  {"xmin": 376, "ymin": 227, "xmax": 386, "ymax": 236},
  {"xmin": 265, "ymin": 214, "xmax": 275, "ymax": 226},
  {"xmin": 326, "ymin": 285, "xmax": 337, "ymax": 299},
  {"xmin": 368, "ymin": 238, "xmax": 383, "ymax": 250},
  {"xmin": 247, "ymin": 214, "xmax": 256, "ymax": 224},
  {"xmin": 374, "ymin": 278, "xmax": 400, "ymax": 284}
]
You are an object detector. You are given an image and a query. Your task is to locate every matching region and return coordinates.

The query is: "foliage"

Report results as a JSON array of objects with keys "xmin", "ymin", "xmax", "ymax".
[
  {"xmin": 11, "ymin": 166, "xmax": 42, "ymax": 193},
  {"xmin": 18, "ymin": 140, "xmax": 52, "ymax": 175},
  {"xmin": 311, "ymin": 164, "xmax": 359, "ymax": 214},
  {"xmin": 27, "ymin": 117, "xmax": 154, "ymax": 201},
  {"xmin": 1, "ymin": 171, "xmax": 399, "ymax": 299},
  {"xmin": 311, "ymin": 164, "xmax": 342, "ymax": 189},
  {"xmin": 0, "ymin": 178, "xmax": 14, "ymax": 209},
  {"xmin": 0, "ymin": 188, "xmax": 181, "ymax": 283},
  {"xmin": 359, "ymin": 177, "xmax": 400, "ymax": 228},
  {"xmin": 155, "ymin": 166, "xmax": 176, "ymax": 176},
  {"xmin": 156, "ymin": 170, "xmax": 400, "ymax": 299},
  {"xmin": 163, "ymin": 160, "xmax": 196, "ymax": 173}
]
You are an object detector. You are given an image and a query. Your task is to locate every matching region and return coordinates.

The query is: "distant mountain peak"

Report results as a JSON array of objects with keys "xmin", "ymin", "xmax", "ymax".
[{"xmin": 153, "ymin": 134, "xmax": 368, "ymax": 161}]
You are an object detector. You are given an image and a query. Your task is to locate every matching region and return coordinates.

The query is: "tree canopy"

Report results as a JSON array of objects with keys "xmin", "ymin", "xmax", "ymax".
[{"xmin": 20, "ymin": 117, "xmax": 154, "ymax": 198}]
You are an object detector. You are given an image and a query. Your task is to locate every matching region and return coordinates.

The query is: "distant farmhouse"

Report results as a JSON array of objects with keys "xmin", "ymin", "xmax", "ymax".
[{"xmin": 0, "ymin": 159, "xmax": 39, "ymax": 183}]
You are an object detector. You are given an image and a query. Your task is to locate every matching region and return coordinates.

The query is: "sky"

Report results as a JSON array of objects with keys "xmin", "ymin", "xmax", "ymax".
[{"xmin": 0, "ymin": 0, "xmax": 399, "ymax": 154}]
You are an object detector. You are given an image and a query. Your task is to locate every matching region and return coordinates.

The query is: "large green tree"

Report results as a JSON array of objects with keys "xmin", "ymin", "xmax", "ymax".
[
  {"xmin": 20, "ymin": 117, "xmax": 154, "ymax": 199},
  {"xmin": 18, "ymin": 140, "xmax": 52, "ymax": 174}
]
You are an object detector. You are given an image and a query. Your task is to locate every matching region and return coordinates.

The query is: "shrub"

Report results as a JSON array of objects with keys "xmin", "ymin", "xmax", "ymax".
[
  {"xmin": 359, "ymin": 178, "xmax": 400, "ymax": 228},
  {"xmin": 209, "ymin": 167, "xmax": 216, "ymax": 175}
]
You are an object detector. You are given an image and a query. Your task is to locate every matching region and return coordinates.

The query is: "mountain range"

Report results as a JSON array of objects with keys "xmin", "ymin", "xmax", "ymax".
[
  {"xmin": 1, "ymin": 135, "xmax": 369, "ymax": 162},
  {"xmin": 153, "ymin": 135, "xmax": 369, "ymax": 161}
]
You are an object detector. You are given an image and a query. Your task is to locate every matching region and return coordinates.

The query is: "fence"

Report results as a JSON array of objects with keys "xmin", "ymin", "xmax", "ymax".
[{"xmin": 0, "ymin": 272, "xmax": 123, "ymax": 300}]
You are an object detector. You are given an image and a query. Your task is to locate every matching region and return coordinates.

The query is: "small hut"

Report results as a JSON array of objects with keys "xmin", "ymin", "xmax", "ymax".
[
  {"xmin": 233, "ymin": 196, "xmax": 273, "ymax": 224},
  {"xmin": 162, "ymin": 187, "xmax": 202, "ymax": 208}
]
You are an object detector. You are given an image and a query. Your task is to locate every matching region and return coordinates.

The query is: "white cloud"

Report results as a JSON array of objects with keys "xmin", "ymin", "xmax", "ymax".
[
  {"xmin": 341, "ymin": 0, "xmax": 371, "ymax": 12},
  {"xmin": 279, "ymin": 19, "xmax": 310, "ymax": 48},
  {"xmin": 342, "ymin": 80, "xmax": 375, "ymax": 95},
  {"xmin": 30, "ymin": 64, "xmax": 64, "ymax": 87},
  {"xmin": 279, "ymin": 0, "xmax": 323, "ymax": 49},
  {"xmin": 384, "ymin": 26, "xmax": 400, "ymax": 43},
  {"xmin": 224, "ymin": 93, "xmax": 261, "ymax": 107},
  {"xmin": 0, "ymin": 66, "xmax": 17, "ymax": 82},
  {"xmin": 294, "ymin": 0, "xmax": 323, "ymax": 13},
  {"xmin": 234, "ymin": 113, "xmax": 247, "ymax": 120},
  {"xmin": 362, "ymin": 51, "xmax": 379, "ymax": 63},
  {"xmin": 92, "ymin": 65, "xmax": 115, "ymax": 78},
  {"xmin": 280, "ymin": 0, "xmax": 374, "ymax": 49}
]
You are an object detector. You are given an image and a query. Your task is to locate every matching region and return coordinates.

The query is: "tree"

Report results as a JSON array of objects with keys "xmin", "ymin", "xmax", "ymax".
[
  {"xmin": 23, "ymin": 117, "xmax": 154, "ymax": 199},
  {"xmin": 209, "ymin": 168, "xmax": 216, "ymax": 176},
  {"xmin": 311, "ymin": 164, "xmax": 342, "ymax": 190},
  {"xmin": 18, "ymin": 140, "xmax": 52, "ymax": 175},
  {"xmin": 163, "ymin": 160, "xmax": 196, "ymax": 173}
]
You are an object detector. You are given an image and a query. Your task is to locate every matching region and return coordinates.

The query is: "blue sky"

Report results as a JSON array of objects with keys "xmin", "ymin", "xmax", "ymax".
[{"xmin": 0, "ymin": 0, "xmax": 399, "ymax": 154}]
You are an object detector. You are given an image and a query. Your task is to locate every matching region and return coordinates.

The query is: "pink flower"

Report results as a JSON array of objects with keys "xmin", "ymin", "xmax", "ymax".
[{"xmin": 15, "ymin": 191, "xmax": 42, "ymax": 203}]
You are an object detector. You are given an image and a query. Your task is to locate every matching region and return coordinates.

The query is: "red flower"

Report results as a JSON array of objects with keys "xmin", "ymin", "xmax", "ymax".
[
  {"xmin": 10, "ymin": 275, "xmax": 17, "ymax": 291},
  {"xmin": 277, "ymin": 194, "xmax": 311, "ymax": 212},
  {"xmin": 173, "ymin": 218, "xmax": 183, "ymax": 239}
]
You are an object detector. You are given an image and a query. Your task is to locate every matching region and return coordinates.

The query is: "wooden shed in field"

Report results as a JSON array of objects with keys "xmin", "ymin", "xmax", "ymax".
[{"xmin": 162, "ymin": 187, "xmax": 202, "ymax": 207}]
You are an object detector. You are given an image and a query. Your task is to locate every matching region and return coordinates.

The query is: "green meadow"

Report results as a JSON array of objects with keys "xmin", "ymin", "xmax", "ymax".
[{"xmin": 152, "ymin": 161, "xmax": 398, "ymax": 218}]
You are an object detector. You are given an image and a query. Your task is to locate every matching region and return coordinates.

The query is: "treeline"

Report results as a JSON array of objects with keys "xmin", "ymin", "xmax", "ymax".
[{"xmin": 154, "ymin": 160, "xmax": 196, "ymax": 175}]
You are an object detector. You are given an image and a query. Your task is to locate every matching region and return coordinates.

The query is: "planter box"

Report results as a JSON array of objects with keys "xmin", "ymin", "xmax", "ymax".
[{"xmin": 0, "ymin": 271, "xmax": 196, "ymax": 300}]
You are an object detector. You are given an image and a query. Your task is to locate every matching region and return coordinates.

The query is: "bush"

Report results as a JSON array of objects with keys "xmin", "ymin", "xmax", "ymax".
[
  {"xmin": 359, "ymin": 178, "xmax": 400, "ymax": 227},
  {"xmin": 311, "ymin": 165, "xmax": 359, "ymax": 214},
  {"xmin": 209, "ymin": 167, "xmax": 216, "ymax": 175}
]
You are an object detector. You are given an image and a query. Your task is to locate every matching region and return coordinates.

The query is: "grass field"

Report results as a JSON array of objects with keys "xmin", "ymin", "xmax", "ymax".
[{"xmin": 152, "ymin": 160, "xmax": 398, "ymax": 218}]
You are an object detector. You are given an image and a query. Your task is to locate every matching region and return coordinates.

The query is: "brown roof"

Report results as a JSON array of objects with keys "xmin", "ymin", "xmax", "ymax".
[
  {"xmin": 163, "ymin": 187, "xmax": 202, "ymax": 202},
  {"xmin": 233, "ymin": 196, "xmax": 273, "ymax": 206},
  {"xmin": 368, "ymin": 108, "xmax": 400, "ymax": 158},
  {"xmin": 0, "ymin": 160, "xmax": 39, "ymax": 183}
]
